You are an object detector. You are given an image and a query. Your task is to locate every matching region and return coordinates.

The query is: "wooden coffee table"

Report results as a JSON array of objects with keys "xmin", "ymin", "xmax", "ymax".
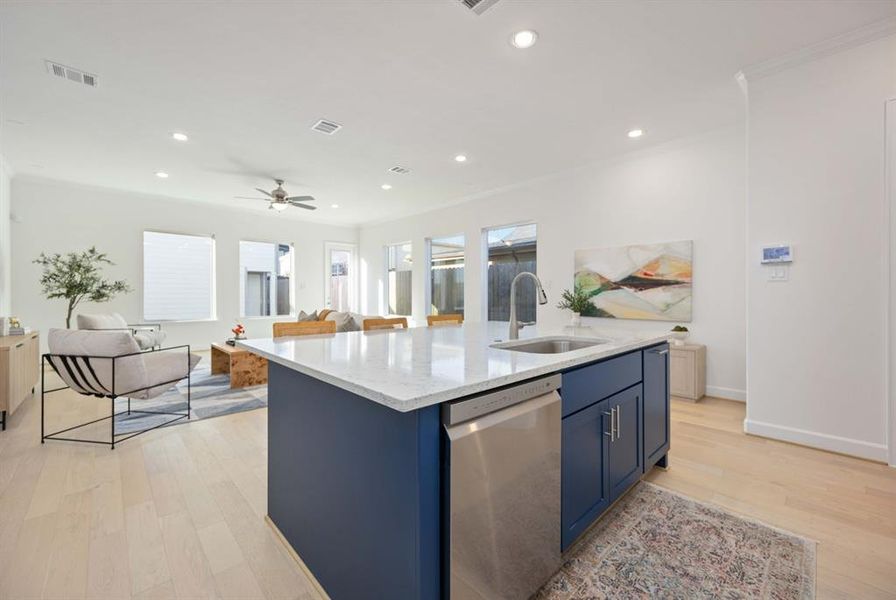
[{"xmin": 211, "ymin": 342, "xmax": 268, "ymax": 389}]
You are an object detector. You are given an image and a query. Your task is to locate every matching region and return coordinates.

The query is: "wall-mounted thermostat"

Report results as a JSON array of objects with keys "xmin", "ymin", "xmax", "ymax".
[{"xmin": 761, "ymin": 244, "xmax": 792, "ymax": 264}]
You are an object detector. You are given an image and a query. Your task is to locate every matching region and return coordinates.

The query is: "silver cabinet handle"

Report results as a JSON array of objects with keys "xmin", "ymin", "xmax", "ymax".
[
  {"xmin": 602, "ymin": 409, "xmax": 616, "ymax": 441},
  {"xmin": 652, "ymin": 348, "xmax": 668, "ymax": 355},
  {"xmin": 615, "ymin": 405, "xmax": 621, "ymax": 440}
]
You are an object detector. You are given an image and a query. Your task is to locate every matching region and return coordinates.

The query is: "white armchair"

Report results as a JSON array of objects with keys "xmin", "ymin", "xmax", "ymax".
[
  {"xmin": 76, "ymin": 312, "xmax": 166, "ymax": 350},
  {"xmin": 43, "ymin": 328, "xmax": 200, "ymax": 448}
]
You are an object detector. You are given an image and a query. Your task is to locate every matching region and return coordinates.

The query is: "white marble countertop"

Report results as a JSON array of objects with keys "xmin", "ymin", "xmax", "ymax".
[{"xmin": 237, "ymin": 322, "xmax": 669, "ymax": 412}]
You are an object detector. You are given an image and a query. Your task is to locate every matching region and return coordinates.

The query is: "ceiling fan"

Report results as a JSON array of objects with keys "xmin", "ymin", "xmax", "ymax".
[{"xmin": 235, "ymin": 179, "xmax": 316, "ymax": 211}]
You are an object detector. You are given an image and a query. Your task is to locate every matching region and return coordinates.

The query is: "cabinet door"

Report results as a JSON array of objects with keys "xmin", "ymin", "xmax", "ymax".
[
  {"xmin": 561, "ymin": 397, "xmax": 610, "ymax": 550},
  {"xmin": 8, "ymin": 340, "xmax": 26, "ymax": 413},
  {"xmin": 608, "ymin": 385, "xmax": 643, "ymax": 502},
  {"xmin": 26, "ymin": 334, "xmax": 39, "ymax": 390},
  {"xmin": 643, "ymin": 344, "xmax": 670, "ymax": 470},
  {"xmin": 670, "ymin": 349, "xmax": 694, "ymax": 398}
]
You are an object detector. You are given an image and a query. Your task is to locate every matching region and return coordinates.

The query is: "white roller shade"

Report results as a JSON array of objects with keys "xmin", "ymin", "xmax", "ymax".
[{"xmin": 143, "ymin": 231, "xmax": 215, "ymax": 321}]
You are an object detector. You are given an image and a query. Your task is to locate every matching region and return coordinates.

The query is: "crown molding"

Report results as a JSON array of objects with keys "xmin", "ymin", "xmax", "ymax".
[{"xmin": 740, "ymin": 16, "xmax": 896, "ymax": 81}]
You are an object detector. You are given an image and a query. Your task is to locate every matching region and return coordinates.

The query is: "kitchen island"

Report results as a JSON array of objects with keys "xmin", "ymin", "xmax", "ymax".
[{"xmin": 239, "ymin": 322, "xmax": 670, "ymax": 599}]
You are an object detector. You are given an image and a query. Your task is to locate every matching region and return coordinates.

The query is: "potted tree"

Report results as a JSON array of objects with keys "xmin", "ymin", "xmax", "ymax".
[
  {"xmin": 34, "ymin": 247, "xmax": 132, "ymax": 328},
  {"xmin": 556, "ymin": 283, "xmax": 596, "ymax": 327}
]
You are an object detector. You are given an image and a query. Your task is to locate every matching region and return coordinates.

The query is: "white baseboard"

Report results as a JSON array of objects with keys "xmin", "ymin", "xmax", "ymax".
[
  {"xmin": 744, "ymin": 418, "xmax": 888, "ymax": 462},
  {"xmin": 706, "ymin": 385, "xmax": 746, "ymax": 402}
]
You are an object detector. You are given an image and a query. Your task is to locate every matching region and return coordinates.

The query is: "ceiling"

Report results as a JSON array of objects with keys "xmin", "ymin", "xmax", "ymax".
[{"xmin": 2, "ymin": 0, "xmax": 894, "ymax": 226}]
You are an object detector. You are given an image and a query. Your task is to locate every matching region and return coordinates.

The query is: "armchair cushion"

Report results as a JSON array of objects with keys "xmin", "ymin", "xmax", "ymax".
[
  {"xmin": 47, "ymin": 328, "xmax": 199, "ymax": 400},
  {"xmin": 77, "ymin": 313, "xmax": 129, "ymax": 330},
  {"xmin": 133, "ymin": 330, "xmax": 167, "ymax": 350},
  {"xmin": 77, "ymin": 313, "xmax": 165, "ymax": 350}
]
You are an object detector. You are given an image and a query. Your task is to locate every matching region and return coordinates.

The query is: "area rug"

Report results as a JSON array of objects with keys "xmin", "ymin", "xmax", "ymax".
[
  {"xmin": 112, "ymin": 361, "xmax": 267, "ymax": 434},
  {"xmin": 536, "ymin": 482, "xmax": 816, "ymax": 600}
]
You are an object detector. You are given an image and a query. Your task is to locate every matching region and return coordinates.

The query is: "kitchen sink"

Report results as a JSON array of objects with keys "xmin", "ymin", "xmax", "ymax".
[{"xmin": 491, "ymin": 336, "xmax": 610, "ymax": 354}]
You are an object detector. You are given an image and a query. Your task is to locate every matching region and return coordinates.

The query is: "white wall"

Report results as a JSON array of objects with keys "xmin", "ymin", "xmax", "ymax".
[
  {"xmin": 0, "ymin": 157, "xmax": 11, "ymax": 316},
  {"xmin": 360, "ymin": 126, "xmax": 747, "ymax": 400},
  {"xmin": 11, "ymin": 177, "xmax": 357, "ymax": 350},
  {"xmin": 745, "ymin": 34, "xmax": 896, "ymax": 462}
]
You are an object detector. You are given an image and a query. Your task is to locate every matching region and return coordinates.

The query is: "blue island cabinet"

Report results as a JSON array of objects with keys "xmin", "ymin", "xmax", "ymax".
[
  {"xmin": 267, "ymin": 362, "xmax": 441, "ymax": 600},
  {"xmin": 643, "ymin": 343, "xmax": 671, "ymax": 470},
  {"xmin": 560, "ymin": 343, "xmax": 669, "ymax": 551}
]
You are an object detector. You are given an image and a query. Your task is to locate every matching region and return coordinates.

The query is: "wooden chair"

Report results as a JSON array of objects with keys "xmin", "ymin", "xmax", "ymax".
[
  {"xmin": 362, "ymin": 317, "xmax": 409, "ymax": 331},
  {"xmin": 273, "ymin": 320, "xmax": 337, "ymax": 337},
  {"xmin": 427, "ymin": 314, "xmax": 464, "ymax": 326}
]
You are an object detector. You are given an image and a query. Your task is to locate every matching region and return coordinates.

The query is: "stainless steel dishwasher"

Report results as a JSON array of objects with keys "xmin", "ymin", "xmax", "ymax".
[{"xmin": 443, "ymin": 374, "xmax": 562, "ymax": 600}]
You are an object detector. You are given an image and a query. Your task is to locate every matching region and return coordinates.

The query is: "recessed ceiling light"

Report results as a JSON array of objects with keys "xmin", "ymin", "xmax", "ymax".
[
  {"xmin": 454, "ymin": 154, "xmax": 467, "ymax": 163},
  {"xmin": 627, "ymin": 129, "xmax": 644, "ymax": 138},
  {"xmin": 381, "ymin": 184, "xmax": 392, "ymax": 190},
  {"xmin": 155, "ymin": 171, "xmax": 169, "ymax": 178},
  {"xmin": 510, "ymin": 30, "xmax": 538, "ymax": 49},
  {"xmin": 331, "ymin": 204, "xmax": 340, "ymax": 209},
  {"xmin": 171, "ymin": 132, "xmax": 189, "ymax": 142}
]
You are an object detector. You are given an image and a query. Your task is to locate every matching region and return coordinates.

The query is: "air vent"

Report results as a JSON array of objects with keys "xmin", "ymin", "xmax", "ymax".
[
  {"xmin": 458, "ymin": 0, "xmax": 501, "ymax": 15},
  {"xmin": 45, "ymin": 61, "xmax": 98, "ymax": 87},
  {"xmin": 389, "ymin": 165, "xmax": 411, "ymax": 175},
  {"xmin": 311, "ymin": 119, "xmax": 342, "ymax": 135}
]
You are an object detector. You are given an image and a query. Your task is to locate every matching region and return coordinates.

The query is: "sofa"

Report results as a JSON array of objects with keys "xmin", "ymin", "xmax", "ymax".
[{"xmin": 294, "ymin": 309, "xmax": 383, "ymax": 333}]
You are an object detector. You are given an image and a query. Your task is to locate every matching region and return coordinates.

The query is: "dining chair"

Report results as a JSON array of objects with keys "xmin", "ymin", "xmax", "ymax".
[
  {"xmin": 426, "ymin": 314, "xmax": 464, "ymax": 326},
  {"xmin": 273, "ymin": 320, "xmax": 337, "ymax": 337},
  {"xmin": 362, "ymin": 317, "xmax": 409, "ymax": 331}
]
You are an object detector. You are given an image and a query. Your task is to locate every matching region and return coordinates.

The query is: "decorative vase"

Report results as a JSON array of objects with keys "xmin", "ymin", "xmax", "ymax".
[{"xmin": 570, "ymin": 312, "xmax": 582, "ymax": 328}]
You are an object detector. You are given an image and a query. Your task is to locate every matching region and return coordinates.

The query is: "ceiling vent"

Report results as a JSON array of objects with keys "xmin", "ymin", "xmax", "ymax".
[
  {"xmin": 311, "ymin": 119, "xmax": 342, "ymax": 135},
  {"xmin": 458, "ymin": 0, "xmax": 501, "ymax": 15},
  {"xmin": 388, "ymin": 165, "xmax": 411, "ymax": 175},
  {"xmin": 45, "ymin": 61, "xmax": 97, "ymax": 87}
]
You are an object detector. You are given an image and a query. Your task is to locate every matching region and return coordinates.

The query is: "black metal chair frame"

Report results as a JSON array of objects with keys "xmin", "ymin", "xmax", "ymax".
[{"xmin": 41, "ymin": 344, "xmax": 191, "ymax": 450}]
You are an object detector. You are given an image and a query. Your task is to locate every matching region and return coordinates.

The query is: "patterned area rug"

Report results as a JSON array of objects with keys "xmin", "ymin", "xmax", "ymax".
[
  {"xmin": 537, "ymin": 482, "xmax": 816, "ymax": 599},
  {"xmin": 113, "ymin": 361, "xmax": 267, "ymax": 434}
]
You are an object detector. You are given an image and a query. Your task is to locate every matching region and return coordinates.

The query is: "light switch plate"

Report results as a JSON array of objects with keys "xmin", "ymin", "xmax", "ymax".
[{"xmin": 767, "ymin": 265, "xmax": 789, "ymax": 282}]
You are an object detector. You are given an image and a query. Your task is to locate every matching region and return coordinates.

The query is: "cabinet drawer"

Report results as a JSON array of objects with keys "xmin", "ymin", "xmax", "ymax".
[{"xmin": 561, "ymin": 351, "xmax": 642, "ymax": 417}]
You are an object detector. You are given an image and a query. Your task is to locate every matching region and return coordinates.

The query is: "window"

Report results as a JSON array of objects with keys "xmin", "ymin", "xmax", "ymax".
[
  {"xmin": 239, "ymin": 241, "xmax": 294, "ymax": 317},
  {"xmin": 143, "ymin": 231, "xmax": 215, "ymax": 321},
  {"xmin": 386, "ymin": 242, "xmax": 412, "ymax": 316},
  {"xmin": 485, "ymin": 223, "xmax": 537, "ymax": 322},
  {"xmin": 429, "ymin": 235, "xmax": 464, "ymax": 317}
]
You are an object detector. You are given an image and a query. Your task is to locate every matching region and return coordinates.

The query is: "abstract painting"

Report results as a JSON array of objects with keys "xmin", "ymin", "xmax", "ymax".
[{"xmin": 574, "ymin": 241, "xmax": 692, "ymax": 321}]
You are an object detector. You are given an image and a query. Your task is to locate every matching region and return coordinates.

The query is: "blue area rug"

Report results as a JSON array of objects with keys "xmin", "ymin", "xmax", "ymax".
[{"xmin": 113, "ymin": 360, "xmax": 267, "ymax": 434}]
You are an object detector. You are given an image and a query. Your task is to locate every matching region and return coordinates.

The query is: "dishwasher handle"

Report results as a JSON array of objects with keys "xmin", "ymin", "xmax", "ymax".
[
  {"xmin": 444, "ymin": 389, "xmax": 561, "ymax": 442},
  {"xmin": 442, "ymin": 374, "xmax": 561, "ymax": 426}
]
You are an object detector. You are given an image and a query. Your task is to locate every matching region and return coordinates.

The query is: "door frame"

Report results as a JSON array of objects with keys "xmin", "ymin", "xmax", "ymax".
[
  {"xmin": 323, "ymin": 241, "xmax": 358, "ymax": 313},
  {"xmin": 887, "ymin": 98, "xmax": 896, "ymax": 467}
]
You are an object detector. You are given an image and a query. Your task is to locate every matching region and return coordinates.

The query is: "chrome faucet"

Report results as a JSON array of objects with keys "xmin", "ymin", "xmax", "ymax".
[{"xmin": 508, "ymin": 271, "xmax": 548, "ymax": 340}]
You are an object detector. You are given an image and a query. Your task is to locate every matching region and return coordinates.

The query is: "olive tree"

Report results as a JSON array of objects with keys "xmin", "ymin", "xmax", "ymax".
[{"xmin": 33, "ymin": 247, "xmax": 132, "ymax": 328}]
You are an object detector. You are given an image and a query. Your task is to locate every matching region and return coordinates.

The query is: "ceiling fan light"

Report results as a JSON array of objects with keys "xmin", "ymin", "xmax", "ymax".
[{"xmin": 271, "ymin": 202, "xmax": 289, "ymax": 212}]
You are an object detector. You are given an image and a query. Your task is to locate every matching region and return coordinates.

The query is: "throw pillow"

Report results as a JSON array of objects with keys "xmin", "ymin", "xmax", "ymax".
[{"xmin": 297, "ymin": 310, "xmax": 318, "ymax": 322}]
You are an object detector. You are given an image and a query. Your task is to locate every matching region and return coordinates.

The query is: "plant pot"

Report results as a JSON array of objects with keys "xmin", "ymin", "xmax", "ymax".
[
  {"xmin": 670, "ymin": 331, "xmax": 689, "ymax": 346},
  {"xmin": 570, "ymin": 312, "xmax": 582, "ymax": 328}
]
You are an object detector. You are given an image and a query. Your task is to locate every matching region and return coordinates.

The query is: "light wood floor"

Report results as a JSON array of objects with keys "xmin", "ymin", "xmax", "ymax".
[
  {"xmin": 1, "ymin": 385, "xmax": 894, "ymax": 599},
  {"xmin": 646, "ymin": 398, "xmax": 896, "ymax": 599}
]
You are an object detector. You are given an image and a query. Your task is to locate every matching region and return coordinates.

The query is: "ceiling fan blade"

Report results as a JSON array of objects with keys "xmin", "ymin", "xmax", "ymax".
[
  {"xmin": 255, "ymin": 188, "xmax": 274, "ymax": 198},
  {"xmin": 286, "ymin": 195, "xmax": 315, "ymax": 203},
  {"xmin": 289, "ymin": 202, "xmax": 317, "ymax": 210}
]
